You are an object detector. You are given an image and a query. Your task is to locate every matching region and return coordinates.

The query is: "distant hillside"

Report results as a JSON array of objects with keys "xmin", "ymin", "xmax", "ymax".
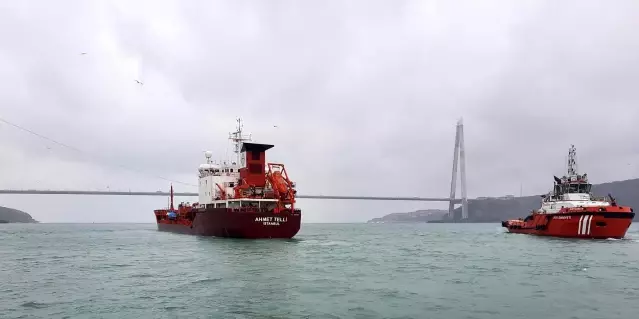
[
  {"xmin": 0, "ymin": 206, "xmax": 37, "ymax": 223},
  {"xmin": 443, "ymin": 178, "xmax": 639, "ymax": 222},
  {"xmin": 369, "ymin": 178, "xmax": 639, "ymax": 224},
  {"xmin": 367, "ymin": 209, "xmax": 447, "ymax": 223}
]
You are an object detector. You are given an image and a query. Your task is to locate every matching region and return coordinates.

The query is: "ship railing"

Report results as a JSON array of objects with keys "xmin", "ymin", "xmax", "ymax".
[
  {"xmin": 225, "ymin": 207, "xmax": 299, "ymax": 214},
  {"xmin": 591, "ymin": 196, "xmax": 610, "ymax": 202},
  {"xmin": 226, "ymin": 207, "xmax": 269, "ymax": 213}
]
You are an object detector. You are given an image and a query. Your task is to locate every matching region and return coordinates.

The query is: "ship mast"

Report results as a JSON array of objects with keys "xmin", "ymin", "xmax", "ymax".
[
  {"xmin": 228, "ymin": 118, "xmax": 252, "ymax": 166},
  {"xmin": 169, "ymin": 183, "xmax": 174, "ymax": 211}
]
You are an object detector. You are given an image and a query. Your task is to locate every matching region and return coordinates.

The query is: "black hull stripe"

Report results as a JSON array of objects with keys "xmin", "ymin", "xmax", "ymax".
[{"xmin": 549, "ymin": 212, "xmax": 635, "ymax": 219}]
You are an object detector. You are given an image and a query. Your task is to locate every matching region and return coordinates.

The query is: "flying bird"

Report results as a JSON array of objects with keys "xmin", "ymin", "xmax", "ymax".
[
  {"xmin": 134, "ymin": 79, "xmax": 143, "ymax": 85},
  {"xmin": 80, "ymin": 52, "xmax": 87, "ymax": 55}
]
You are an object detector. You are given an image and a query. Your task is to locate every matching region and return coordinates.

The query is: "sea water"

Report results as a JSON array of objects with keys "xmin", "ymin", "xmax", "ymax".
[{"xmin": 1, "ymin": 223, "xmax": 638, "ymax": 319}]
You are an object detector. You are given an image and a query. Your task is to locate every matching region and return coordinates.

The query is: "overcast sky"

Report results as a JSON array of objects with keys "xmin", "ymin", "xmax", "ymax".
[{"xmin": 1, "ymin": 0, "xmax": 639, "ymax": 223}]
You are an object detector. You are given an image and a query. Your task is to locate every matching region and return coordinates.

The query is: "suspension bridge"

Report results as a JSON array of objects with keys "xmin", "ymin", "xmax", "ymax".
[{"xmin": 0, "ymin": 119, "xmax": 470, "ymax": 219}]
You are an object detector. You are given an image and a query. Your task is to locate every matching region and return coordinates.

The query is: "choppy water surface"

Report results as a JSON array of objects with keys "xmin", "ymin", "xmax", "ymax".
[{"xmin": 1, "ymin": 223, "xmax": 639, "ymax": 318}]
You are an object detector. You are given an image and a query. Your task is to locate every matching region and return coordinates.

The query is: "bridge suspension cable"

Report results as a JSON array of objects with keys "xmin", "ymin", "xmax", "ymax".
[{"xmin": 0, "ymin": 115, "xmax": 196, "ymax": 187}]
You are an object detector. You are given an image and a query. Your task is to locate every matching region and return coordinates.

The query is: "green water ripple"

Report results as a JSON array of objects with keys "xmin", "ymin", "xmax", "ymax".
[{"xmin": 1, "ymin": 223, "xmax": 638, "ymax": 318}]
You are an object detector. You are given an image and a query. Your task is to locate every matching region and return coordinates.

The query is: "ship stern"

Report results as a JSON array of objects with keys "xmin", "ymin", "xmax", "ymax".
[{"xmin": 191, "ymin": 208, "xmax": 302, "ymax": 239}]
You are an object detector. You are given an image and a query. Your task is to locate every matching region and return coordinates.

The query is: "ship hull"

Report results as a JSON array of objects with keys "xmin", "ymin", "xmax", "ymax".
[
  {"xmin": 156, "ymin": 208, "xmax": 301, "ymax": 239},
  {"xmin": 502, "ymin": 211, "xmax": 634, "ymax": 239}
]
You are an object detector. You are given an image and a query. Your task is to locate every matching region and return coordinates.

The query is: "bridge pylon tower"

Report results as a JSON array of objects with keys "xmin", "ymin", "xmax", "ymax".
[{"xmin": 447, "ymin": 118, "xmax": 468, "ymax": 220}]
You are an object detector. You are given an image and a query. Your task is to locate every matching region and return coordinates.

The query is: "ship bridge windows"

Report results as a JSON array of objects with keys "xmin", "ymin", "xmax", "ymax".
[
  {"xmin": 199, "ymin": 168, "xmax": 225, "ymax": 177},
  {"xmin": 212, "ymin": 168, "xmax": 239, "ymax": 173},
  {"xmin": 201, "ymin": 168, "xmax": 241, "ymax": 176},
  {"xmin": 564, "ymin": 183, "xmax": 592, "ymax": 194}
]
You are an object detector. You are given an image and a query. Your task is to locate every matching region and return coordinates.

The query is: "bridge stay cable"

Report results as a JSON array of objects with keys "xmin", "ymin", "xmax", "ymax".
[{"xmin": 0, "ymin": 116, "xmax": 196, "ymax": 187}]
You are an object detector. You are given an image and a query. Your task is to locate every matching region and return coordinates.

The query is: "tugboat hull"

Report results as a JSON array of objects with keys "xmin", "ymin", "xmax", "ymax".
[{"xmin": 502, "ymin": 210, "xmax": 634, "ymax": 239}]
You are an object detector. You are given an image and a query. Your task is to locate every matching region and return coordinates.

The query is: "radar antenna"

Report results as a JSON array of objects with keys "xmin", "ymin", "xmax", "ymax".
[
  {"xmin": 567, "ymin": 144, "xmax": 578, "ymax": 176},
  {"xmin": 228, "ymin": 117, "xmax": 252, "ymax": 166}
]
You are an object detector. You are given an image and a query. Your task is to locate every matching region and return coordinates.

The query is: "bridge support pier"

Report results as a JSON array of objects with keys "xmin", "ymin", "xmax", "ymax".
[{"xmin": 448, "ymin": 118, "xmax": 468, "ymax": 220}]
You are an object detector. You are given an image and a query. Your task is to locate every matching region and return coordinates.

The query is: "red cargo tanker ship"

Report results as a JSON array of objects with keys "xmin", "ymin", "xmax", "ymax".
[
  {"xmin": 502, "ymin": 145, "xmax": 634, "ymax": 239},
  {"xmin": 153, "ymin": 119, "xmax": 301, "ymax": 239}
]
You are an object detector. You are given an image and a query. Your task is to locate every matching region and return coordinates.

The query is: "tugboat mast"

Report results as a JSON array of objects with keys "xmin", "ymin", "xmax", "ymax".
[{"xmin": 567, "ymin": 144, "xmax": 578, "ymax": 177}]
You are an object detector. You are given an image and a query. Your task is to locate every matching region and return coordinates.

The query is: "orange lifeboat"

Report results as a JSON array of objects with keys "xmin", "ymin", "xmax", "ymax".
[{"xmin": 271, "ymin": 171, "xmax": 289, "ymax": 194}]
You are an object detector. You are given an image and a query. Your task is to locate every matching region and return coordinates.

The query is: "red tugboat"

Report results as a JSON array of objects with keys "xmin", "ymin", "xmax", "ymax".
[
  {"xmin": 502, "ymin": 145, "xmax": 634, "ymax": 239},
  {"xmin": 153, "ymin": 119, "xmax": 301, "ymax": 239}
]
